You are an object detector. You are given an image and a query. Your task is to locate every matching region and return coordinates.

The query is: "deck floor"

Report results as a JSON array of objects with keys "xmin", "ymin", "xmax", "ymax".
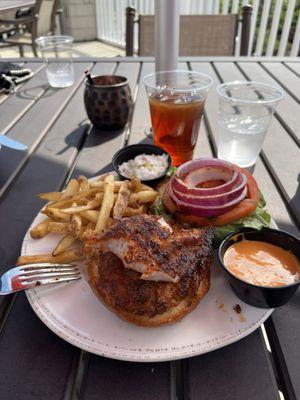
[{"xmin": 0, "ymin": 40, "xmax": 125, "ymax": 58}]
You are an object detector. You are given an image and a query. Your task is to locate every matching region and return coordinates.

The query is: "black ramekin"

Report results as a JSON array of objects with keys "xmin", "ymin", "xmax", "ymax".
[
  {"xmin": 112, "ymin": 144, "xmax": 172, "ymax": 186},
  {"xmin": 217, "ymin": 228, "xmax": 300, "ymax": 308}
]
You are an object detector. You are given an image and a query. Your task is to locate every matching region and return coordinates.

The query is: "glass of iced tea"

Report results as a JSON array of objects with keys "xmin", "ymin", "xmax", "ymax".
[{"xmin": 143, "ymin": 70, "xmax": 213, "ymax": 166}]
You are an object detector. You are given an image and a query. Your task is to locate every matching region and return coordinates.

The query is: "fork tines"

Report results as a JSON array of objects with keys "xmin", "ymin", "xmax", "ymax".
[{"xmin": 18, "ymin": 263, "xmax": 80, "ymax": 285}]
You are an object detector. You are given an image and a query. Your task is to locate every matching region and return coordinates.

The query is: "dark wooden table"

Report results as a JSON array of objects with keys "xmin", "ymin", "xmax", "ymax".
[
  {"xmin": 0, "ymin": 57, "xmax": 299, "ymax": 400},
  {"xmin": 0, "ymin": 0, "xmax": 35, "ymax": 14}
]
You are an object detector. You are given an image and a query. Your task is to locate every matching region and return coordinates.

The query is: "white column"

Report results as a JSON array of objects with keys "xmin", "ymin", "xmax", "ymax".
[
  {"xmin": 266, "ymin": 0, "xmax": 283, "ymax": 56},
  {"xmin": 155, "ymin": 0, "xmax": 180, "ymax": 72},
  {"xmin": 278, "ymin": 0, "xmax": 296, "ymax": 56},
  {"xmin": 290, "ymin": 13, "xmax": 300, "ymax": 56},
  {"xmin": 255, "ymin": 0, "xmax": 271, "ymax": 56}
]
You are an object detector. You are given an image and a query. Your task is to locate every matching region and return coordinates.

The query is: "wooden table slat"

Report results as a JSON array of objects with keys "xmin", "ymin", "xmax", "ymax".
[
  {"xmin": 83, "ymin": 356, "xmax": 170, "ymax": 400},
  {"xmin": 284, "ymin": 62, "xmax": 300, "ymax": 77},
  {"xmin": 128, "ymin": 62, "xmax": 154, "ymax": 145},
  {"xmin": 261, "ymin": 62, "xmax": 300, "ymax": 103},
  {"xmin": 0, "ymin": 294, "xmax": 76, "ymax": 400},
  {"xmin": 190, "ymin": 330, "xmax": 279, "ymax": 400},
  {"xmin": 0, "ymin": 62, "xmax": 25, "ymax": 106},
  {"xmin": 237, "ymin": 61, "xmax": 300, "ymax": 144},
  {"xmin": 0, "ymin": 63, "xmax": 47, "ymax": 134},
  {"xmin": 0, "ymin": 62, "xmax": 92, "ymax": 199}
]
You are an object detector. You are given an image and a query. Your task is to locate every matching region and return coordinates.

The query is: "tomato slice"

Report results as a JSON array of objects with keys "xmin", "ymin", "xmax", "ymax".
[{"xmin": 165, "ymin": 167, "xmax": 260, "ymax": 227}]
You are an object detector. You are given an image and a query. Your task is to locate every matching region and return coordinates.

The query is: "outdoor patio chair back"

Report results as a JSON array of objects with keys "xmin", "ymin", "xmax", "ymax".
[
  {"xmin": 35, "ymin": 0, "xmax": 58, "ymax": 37},
  {"xmin": 126, "ymin": 5, "xmax": 252, "ymax": 57},
  {"xmin": 0, "ymin": 0, "xmax": 60, "ymax": 57}
]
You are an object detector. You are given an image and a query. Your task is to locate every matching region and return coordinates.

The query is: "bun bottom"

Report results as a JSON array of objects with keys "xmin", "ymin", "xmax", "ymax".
[{"xmin": 87, "ymin": 257, "xmax": 210, "ymax": 327}]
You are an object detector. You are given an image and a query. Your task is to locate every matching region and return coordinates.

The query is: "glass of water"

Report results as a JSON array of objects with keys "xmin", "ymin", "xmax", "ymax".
[
  {"xmin": 217, "ymin": 81, "xmax": 284, "ymax": 168},
  {"xmin": 36, "ymin": 36, "xmax": 74, "ymax": 88}
]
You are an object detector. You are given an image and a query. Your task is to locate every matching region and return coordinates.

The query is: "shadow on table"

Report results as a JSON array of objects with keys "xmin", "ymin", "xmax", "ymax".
[
  {"xmin": 291, "ymin": 172, "xmax": 300, "ymax": 215},
  {"xmin": 55, "ymin": 123, "xmax": 125, "ymax": 157},
  {"xmin": 16, "ymin": 85, "xmax": 58, "ymax": 100},
  {"xmin": 59, "ymin": 124, "xmax": 124, "ymax": 154},
  {"xmin": 274, "ymin": 220, "xmax": 299, "ymax": 238},
  {"xmin": 86, "ymin": 126, "xmax": 125, "ymax": 147}
]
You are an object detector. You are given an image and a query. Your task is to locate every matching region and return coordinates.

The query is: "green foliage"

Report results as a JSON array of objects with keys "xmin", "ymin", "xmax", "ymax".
[
  {"xmin": 220, "ymin": 0, "xmax": 299, "ymax": 55},
  {"xmin": 248, "ymin": 0, "xmax": 299, "ymax": 55}
]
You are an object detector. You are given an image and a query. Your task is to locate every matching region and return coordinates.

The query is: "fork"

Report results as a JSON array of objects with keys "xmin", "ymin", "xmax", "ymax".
[{"xmin": 0, "ymin": 263, "xmax": 81, "ymax": 295}]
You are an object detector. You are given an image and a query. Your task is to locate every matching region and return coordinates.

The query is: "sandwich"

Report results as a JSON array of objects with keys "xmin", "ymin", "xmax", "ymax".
[{"xmin": 84, "ymin": 214, "xmax": 213, "ymax": 326}]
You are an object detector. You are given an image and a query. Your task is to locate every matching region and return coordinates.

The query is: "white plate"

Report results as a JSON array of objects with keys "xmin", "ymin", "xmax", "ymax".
[{"xmin": 22, "ymin": 180, "xmax": 273, "ymax": 362}]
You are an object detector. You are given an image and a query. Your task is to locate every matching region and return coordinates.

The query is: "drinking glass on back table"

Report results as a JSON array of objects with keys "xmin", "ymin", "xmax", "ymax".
[
  {"xmin": 36, "ymin": 35, "xmax": 74, "ymax": 88},
  {"xmin": 143, "ymin": 70, "xmax": 213, "ymax": 166},
  {"xmin": 217, "ymin": 81, "xmax": 284, "ymax": 168}
]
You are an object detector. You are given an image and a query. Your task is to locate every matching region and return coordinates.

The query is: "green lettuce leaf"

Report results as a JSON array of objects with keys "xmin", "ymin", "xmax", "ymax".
[
  {"xmin": 150, "ymin": 196, "xmax": 172, "ymax": 219},
  {"xmin": 151, "ymin": 192, "xmax": 271, "ymax": 246}
]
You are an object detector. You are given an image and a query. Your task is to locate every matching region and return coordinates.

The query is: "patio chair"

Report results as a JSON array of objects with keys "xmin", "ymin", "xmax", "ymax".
[
  {"xmin": 125, "ymin": 5, "xmax": 252, "ymax": 57},
  {"xmin": 0, "ymin": 0, "xmax": 60, "ymax": 57},
  {"xmin": 0, "ymin": 11, "xmax": 17, "ymax": 40}
]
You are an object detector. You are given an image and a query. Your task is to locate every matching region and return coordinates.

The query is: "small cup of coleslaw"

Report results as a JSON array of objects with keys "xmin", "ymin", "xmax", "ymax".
[{"xmin": 112, "ymin": 144, "xmax": 172, "ymax": 185}]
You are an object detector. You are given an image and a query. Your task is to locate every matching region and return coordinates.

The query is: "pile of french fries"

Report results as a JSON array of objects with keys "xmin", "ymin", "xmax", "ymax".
[{"xmin": 17, "ymin": 174, "xmax": 158, "ymax": 265}]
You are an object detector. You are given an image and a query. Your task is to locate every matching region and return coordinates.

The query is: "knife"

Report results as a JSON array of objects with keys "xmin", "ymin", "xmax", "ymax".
[{"xmin": 0, "ymin": 135, "xmax": 28, "ymax": 151}]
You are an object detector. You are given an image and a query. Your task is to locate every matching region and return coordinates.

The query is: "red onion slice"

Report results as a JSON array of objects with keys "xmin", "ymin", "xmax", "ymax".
[
  {"xmin": 174, "ymin": 158, "xmax": 241, "ymax": 196},
  {"xmin": 170, "ymin": 184, "xmax": 248, "ymax": 217},
  {"xmin": 177, "ymin": 158, "xmax": 235, "ymax": 177},
  {"xmin": 173, "ymin": 173, "xmax": 247, "ymax": 206},
  {"xmin": 184, "ymin": 167, "xmax": 234, "ymax": 187}
]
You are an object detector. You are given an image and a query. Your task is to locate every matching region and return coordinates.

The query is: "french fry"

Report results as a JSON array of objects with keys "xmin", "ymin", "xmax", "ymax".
[
  {"xmin": 123, "ymin": 205, "xmax": 146, "ymax": 217},
  {"xmin": 17, "ymin": 248, "xmax": 84, "ymax": 266},
  {"xmin": 69, "ymin": 214, "xmax": 82, "ymax": 238},
  {"xmin": 48, "ymin": 221, "xmax": 69, "ymax": 234},
  {"xmin": 62, "ymin": 179, "xmax": 80, "ymax": 199},
  {"xmin": 113, "ymin": 180, "xmax": 131, "ymax": 219},
  {"xmin": 61, "ymin": 198, "xmax": 102, "ymax": 215},
  {"xmin": 52, "ymin": 234, "xmax": 76, "ymax": 256},
  {"xmin": 131, "ymin": 176, "xmax": 143, "ymax": 192},
  {"xmin": 42, "ymin": 207, "xmax": 70, "ymax": 221},
  {"xmin": 20, "ymin": 174, "xmax": 160, "ymax": 267},
  {"xmin": 140, "ymin": 183, "xmax": 153, "ymax": 191},
  {"xmin": 95, "ymin": 174, "xmax": 115, "ymax": 231},
  {"xmin": 76, "ymin": 198, "xmax": 89, "ymax": 206},
  {"xmin": 49, "ymin": 189, "xmax": 99, "ymax": 209},
  {"xmin": 77, "ymin": 175, "xmax": 90, "ymax": 191},
  {"xmin": 80, "ymin": 210, "xmax": 99, "ymax": 223},
  {"xmin": 130, "ymin": 176, "xmax": 153, "ymax": 192},
  {"xmin": 30, "ymin": 219, "xmax": 50, "ymax": 239},
  {"xmin": 129, "ymin": 190, "xmax": 158, "ymax": 206},
  {"xmin": 90, "ymin": 180, "xmax": 122, "ymax": 192},
  {"xmin": 95, "ymin": 192, "xmax": 117, "ymax": 202},
  {"xmin": 37, "ymin": 192, "xmax": 62, "ymax": 202},
  {"xmin": 94, "ymin": 192, "xmax": 105, "ymax": 201},
  {"xmin": 45, "ymin": 196, "xmax": 73, "ymax": 209}
]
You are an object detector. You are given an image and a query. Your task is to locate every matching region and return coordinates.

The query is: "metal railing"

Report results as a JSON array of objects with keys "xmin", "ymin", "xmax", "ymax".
[{"xmin": 95, "ymin": 0, "xmax": 300, "ymax": 56}]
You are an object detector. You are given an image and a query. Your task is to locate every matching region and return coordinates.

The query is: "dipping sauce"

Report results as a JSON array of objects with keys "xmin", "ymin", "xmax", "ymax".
[
  {"xmin": 223, "ymin": 240, "xmax": 300, "ymax": 287},
  {"xmin": 118, "ymin": 153, "xmax": 169, "ymax": 181}
]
